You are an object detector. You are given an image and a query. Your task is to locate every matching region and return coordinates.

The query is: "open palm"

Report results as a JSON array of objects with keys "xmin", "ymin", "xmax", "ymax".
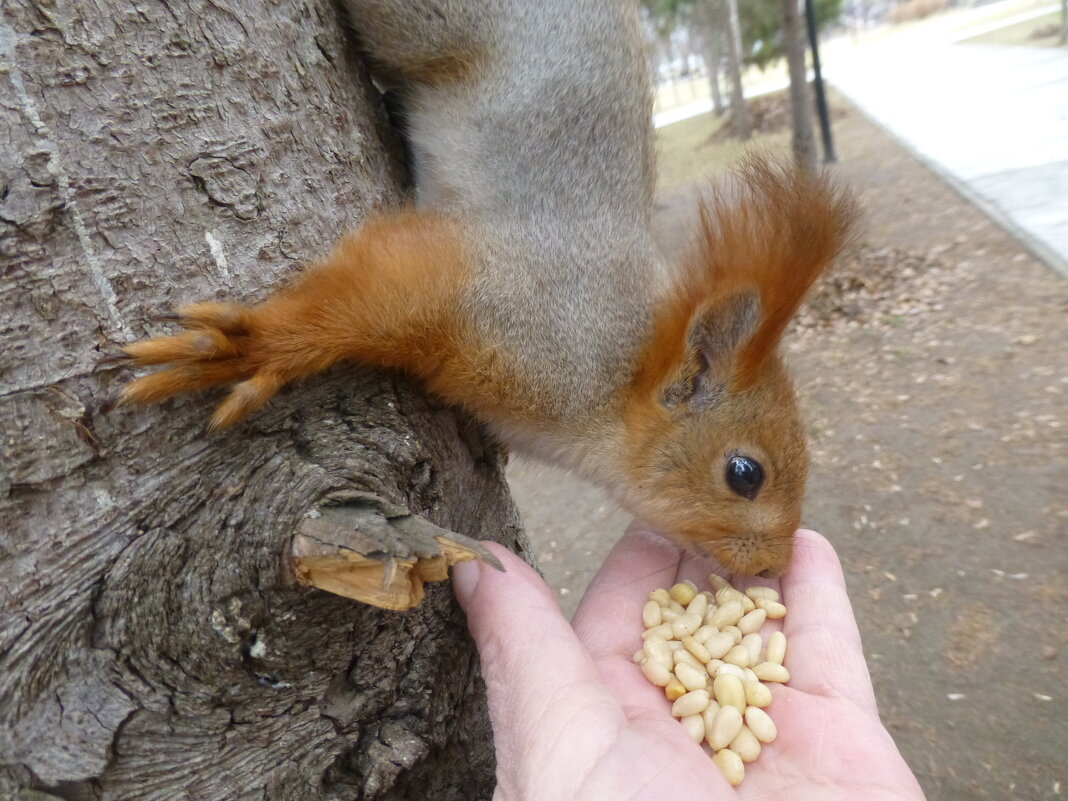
[{"xmin": 452, "ymin": 524, "xmax": 926, "ymax": 801}]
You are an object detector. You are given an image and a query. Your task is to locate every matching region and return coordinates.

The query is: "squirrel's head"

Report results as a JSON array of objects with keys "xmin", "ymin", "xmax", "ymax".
[{"xmin": 622, "ymin": 157, "xmax": 857, "ymax": 577}]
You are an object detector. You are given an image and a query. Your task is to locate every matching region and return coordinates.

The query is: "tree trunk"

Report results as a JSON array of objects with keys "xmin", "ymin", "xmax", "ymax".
[
  {"xmin": 692, "ymin": 1, "xmax": 726, "ymax": 116},
  {"xmin": 781, "ymin": 0, "xmax": 818, "ymax": 172},
  {"xmin": 722, "ymin": 0, "xmax": 752, "ymax": 139},
  {"xmin": 0, "ymin": 1, "xmax": 521, "ymax": 799}
]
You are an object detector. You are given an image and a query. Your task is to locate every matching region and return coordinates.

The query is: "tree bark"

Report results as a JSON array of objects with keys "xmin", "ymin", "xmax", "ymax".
[
  {"xmin": 722, "ymin": 0, "xmax": 752, "ymax": 139},
  {"xmin": 781, "ymin": 0, "xmax": 818, "ymax": 172},
  {"xmin": 0, "ymin": 1, "xmax": 521, "ymax": 799}
]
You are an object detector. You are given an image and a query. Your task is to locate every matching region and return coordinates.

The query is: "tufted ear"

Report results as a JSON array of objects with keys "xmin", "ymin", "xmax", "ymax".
[
  {"xmin": 629, "ymin": 155, "xmax": 857, "ymax": 407},
  {"xmin": 661, "ymin": 290, "xmax": 760, "ymax": 409}
]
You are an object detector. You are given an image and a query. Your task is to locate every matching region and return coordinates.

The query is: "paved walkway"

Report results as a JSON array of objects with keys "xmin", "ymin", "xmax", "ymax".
[{"xmin": 822, "ymin": 8, "xmax": 1068, "ymax": 277}]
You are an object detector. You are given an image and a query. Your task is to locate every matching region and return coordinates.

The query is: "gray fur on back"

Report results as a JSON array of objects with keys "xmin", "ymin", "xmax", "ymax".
[{"xmin": 344, "ymin": 0, "xmax": 667, "ymax": 420}]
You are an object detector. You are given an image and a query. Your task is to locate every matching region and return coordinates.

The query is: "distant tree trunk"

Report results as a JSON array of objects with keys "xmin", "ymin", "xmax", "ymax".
[
  {"xmin": 693, "ymin": 1, "xmax": 727, "ymax": 115},
  {"xmin": 723, "ymin": 0, "xmax": 752, "ymax": 138},
  {"xmin": 708, "ymin": 44, "xmax": 726, "ymax": 115},
  {"xmin": 781, "ymin": 0, "xmax": 818, "ymax": 171},
  {"xmin": 1061, "ymin": 0, "xmax": 1067, "ymax": 45},
  {"xmin": 0, "ymin": 1, "xmax": 521, "ymax": 799}
]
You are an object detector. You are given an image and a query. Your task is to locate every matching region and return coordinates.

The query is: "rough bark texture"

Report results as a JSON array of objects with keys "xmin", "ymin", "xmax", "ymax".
[
  {"xmin": 0, "ymin": 1, "xmax": 522, "ymax": 798},
  {"xmin": 780, "ymin": 0, "xmax": 818, "ymax": 172}
]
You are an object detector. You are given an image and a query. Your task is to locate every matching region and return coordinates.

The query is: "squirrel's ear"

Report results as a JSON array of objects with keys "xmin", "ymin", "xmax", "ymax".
[{"xmin": 661, "ymin": 289, "xmax": 760, "ymax": 409}]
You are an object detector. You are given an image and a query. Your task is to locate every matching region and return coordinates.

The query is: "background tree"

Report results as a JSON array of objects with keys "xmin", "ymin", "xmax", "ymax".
[
  {"xmin": 739, "ymin": 0, "xmax": 843, "ymax": 69},
  {"xmin": 0, "ymin": 1, "xmax": 520, "ymax": 799},
  {"xmin": 781, "ymin": 0, "xmax": 819, "ymax": 171}
]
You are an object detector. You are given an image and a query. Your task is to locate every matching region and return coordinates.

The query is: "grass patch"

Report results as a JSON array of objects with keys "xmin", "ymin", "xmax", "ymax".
[{"xmin": 654, "ymin": 109, "xmax": 793, "ymax": 195}]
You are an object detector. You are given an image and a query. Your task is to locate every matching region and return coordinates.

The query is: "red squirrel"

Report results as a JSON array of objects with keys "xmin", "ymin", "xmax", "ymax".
[{"xmin": 115, "ymin": 0, "xmax": 856, "ymax": 577}]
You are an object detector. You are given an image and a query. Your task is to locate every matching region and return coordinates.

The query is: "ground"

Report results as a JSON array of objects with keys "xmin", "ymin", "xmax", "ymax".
[{"xmin": 508, "ymin": 95, "xmax": 1068, "ymax": 800}]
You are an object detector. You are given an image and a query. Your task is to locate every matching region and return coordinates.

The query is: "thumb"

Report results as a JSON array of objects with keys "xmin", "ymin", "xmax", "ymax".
[{"xmin": 452, "ymin": 546, "xmax": 627, "ymax": 790}]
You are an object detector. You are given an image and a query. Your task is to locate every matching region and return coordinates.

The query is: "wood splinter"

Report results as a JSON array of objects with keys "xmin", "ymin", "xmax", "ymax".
[{"xmin": 289, "ymin": 490, "xmax": 503, "ymax": 610}]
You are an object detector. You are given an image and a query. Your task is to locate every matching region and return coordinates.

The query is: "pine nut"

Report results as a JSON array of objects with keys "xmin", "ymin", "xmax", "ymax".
[
  {"xmin": 713, "ymin": 748, "xmax": 745, "ymax": 786},
  {"xmin": 671, "ymin": 613, "xmax": 703, "ymax": 638},
  {"xmin": 741, "ymin": 633, "xmax": 762, "ymax": 666},
  {"xmin": 642, "ymin": 600, "xmax": 663, "ymax": 628},
  {"xmin": 745, "ymin": 706, "xmax": 777, "ymax": 743},
  {"xmin": 643, "ymin": 637, "xmax": 672, "ymax": 667},
  {"xmin": 714, "ymin": 586, "xmax": 742, "ymax": 605},
  {"xmin": 737, "ymin": 608, "xmax": 767, "ymax": 635},
  {"xmin": 686, "ymin": 593, "xmax": 709, "ymax": 619},
  {"xmin": 693, "ymin": 625, "xmax": 718, "ymax": 644},
  {"xmin": 681, "ymin": 635, "xmax": 712, "ymax": 664},
  {"xmin": 681, "ymin": 713, "xmax": 705, "ymax": 743},
  {"xmin": 636, "ymin": 574, "xmax": 789, "ymax": 786},
  {"xmin": 664, "ymin": 676, "xmax": 686, "ymax": 701},
  {"xmin": 672, "ymin": 689, "xmax": 711, "ymax": 717},
  {"xmin": 673, "ymin": 649, "xmax": 704, "ymax": 672},
  {"xmin": 707, "ymin": 573, "xmax": 730, "ymax": 591},
  {"xmin": 723, "ymin": 645, "xmax": 751, "ymax": 668},
  {"xmin": 730, "ymin": 725, "xmax": 762, "ymax": 762},
  {"xmin": 760, "ymin": 600, "xmax": 788, "ymax": 619},
  {"xmin": 669, "ymin": 581, "xmax": 698, "ymax": 606},
  {"xmin": 641, "ymin": 624, "xmax": 673, "ymax": 640},
  {"xmin": 743, "ymin": 679, "xmax": 772, "ymax": 708},
  {"xmin": 745, "ymin": 586, "xmax": 779, "ymax": 603},
  {"xmin": 766, "ymin": 631, "xmax": 787, "ymax": 665},
  {"xmin": 708, "ymin": 704, "xmax": 743, "ymax": 750},
  {"xmin": 640, "ymin": 657, "xmax": 673, "ymax": 687},
  {"xmin": 709, "ymin": 600, "xmax": 743, "ymax": 629},
  {"xmin": 752, "ymin": 662, "xmax": 790, "ymax": 683},
  {"xmin": 716, "ymin": 662, "xmax": 746, "ymax": 681},
  {"xmin": 712, "ymin": 673, "xmax": 746, "ymax": 714},
  {"xmin": 700, "ymin": 700, "xmax": 721, "ymax": 737},
  {"xmin": 675, "ymin": 661, "xmax": 708, "ymax": 692},
  {"xmin": 649, "ymin": 588, "xmax": 671, "ymax": 606},
  {"xmin": 703, "ymin": 632, "xmax": 735, "ymax": 660}
]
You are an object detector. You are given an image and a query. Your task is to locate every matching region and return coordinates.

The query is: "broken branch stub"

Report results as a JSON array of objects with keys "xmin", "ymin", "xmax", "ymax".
[{"xmin": 290, "ymin": 490, "xmax": 502, "ymax": 610}]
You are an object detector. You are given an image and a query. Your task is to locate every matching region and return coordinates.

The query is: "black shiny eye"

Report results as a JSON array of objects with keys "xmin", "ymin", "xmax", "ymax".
[{"xmin": 725, "ymin": 455, "xmax": 764, "ymax": 499}]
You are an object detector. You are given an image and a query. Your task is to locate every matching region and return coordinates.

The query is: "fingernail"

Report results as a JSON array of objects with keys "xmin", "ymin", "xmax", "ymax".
[{"xmin": 451, "ymin": 559, "xmax": 482, "ymax": 608}]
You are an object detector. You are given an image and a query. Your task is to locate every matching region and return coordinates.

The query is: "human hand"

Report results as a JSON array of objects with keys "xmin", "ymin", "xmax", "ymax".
[{"xmin": 451, "ymin": 522, "xmax": 926, "ymax": 800}]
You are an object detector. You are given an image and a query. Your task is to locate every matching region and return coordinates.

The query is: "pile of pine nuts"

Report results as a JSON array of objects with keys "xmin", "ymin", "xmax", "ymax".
[{"xmin": 633, "ymin": 575, "xmax": 789, "ymax": 786}]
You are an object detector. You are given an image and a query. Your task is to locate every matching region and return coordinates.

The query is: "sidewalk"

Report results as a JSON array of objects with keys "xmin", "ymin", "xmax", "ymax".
[{"xmin": 823, "ymin": 17, "xmax": 1068, "ymax": 278}]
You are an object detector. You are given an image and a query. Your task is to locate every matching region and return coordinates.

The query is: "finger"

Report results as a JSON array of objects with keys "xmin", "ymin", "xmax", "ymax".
[
  {"xmin": 570, "ymin": 520, "xmax": 683, "ymax": 660},
  {"xmin": 779, "ymin": 529, "xmax": 879, "ymax": 714},
  {"xmin": 452, "ymin": 545, "xmax": 631, "ymax": 785}
]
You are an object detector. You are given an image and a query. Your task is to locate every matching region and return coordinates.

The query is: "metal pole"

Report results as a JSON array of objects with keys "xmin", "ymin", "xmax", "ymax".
[{"xmin": 805, "ymin": 0, "xmax": 837, "ymax": 163}]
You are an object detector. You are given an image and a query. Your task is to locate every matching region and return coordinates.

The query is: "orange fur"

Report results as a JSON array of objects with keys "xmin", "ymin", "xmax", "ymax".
[
  {"xmin": 618, "ymin": 157, "xmax": 856, "ymax": 576},
  {"xmin": 119, "ymin": 210, "xmax": 477, "ymax": 426},
  {"xmin": 632, "ymin": 156, "xmax": 857, "ymax": 403}
]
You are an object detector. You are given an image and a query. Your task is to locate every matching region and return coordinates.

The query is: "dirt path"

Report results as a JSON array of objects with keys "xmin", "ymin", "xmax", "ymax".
[{"xmin": 508, "ymin": 100, "xmax": 1068, "ymax": 799}]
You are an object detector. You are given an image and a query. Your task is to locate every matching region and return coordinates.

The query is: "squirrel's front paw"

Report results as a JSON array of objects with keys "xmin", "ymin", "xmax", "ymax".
[{"xmin": 115, "ymin": 302, "xmax": 283, "ymax": 429}]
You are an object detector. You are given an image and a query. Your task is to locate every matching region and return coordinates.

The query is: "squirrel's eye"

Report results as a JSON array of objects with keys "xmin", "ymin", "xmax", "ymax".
[{"xmin": 725, "ymin": 455, "xmax": 764, "ymax": 499}]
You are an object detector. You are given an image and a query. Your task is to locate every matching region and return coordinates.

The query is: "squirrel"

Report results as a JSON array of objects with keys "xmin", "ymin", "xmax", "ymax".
[{"xmin": 113, "ymin": 0, "xmax": 856, "ymax": 578}]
